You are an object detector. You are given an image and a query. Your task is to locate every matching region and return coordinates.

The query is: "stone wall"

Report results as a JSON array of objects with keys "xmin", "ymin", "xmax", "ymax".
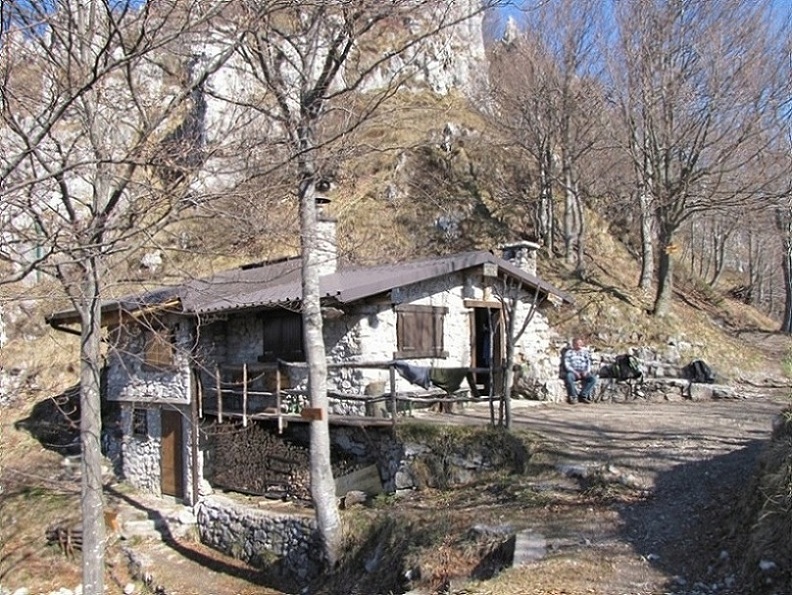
[
  {"xmin": 192, "ymin": 424, "xmax": 526, "ymax": 581},
  {"xmin": 196, "ymin": 495, "xmax": 321, "ymax": 582},
  {"xmin": 120, "ymin": 404, "xmax": 162, "ymax": 494},
  {"xmin": 322, "ymin": 270, "xmax": 558, "ymax": 398},
  {"xmin": 105, "ymin": 313, "xmax": 192, "ymax": 404},
  {"xmin": 513, "ymin": 342, "xmax": 733, "ymax": 404}
]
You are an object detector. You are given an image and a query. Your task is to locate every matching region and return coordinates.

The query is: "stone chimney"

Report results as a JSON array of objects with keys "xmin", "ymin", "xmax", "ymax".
[
  {"xmin": 500, "ymin": 241, "xmax": 540, "ymax": 276},
  {"xmin": 315, "ymin": 196, "xmax": 338, "ymax": 276}
]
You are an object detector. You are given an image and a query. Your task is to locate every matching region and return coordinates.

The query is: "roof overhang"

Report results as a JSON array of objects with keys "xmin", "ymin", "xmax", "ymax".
[{"xmin": 46, "ymin": 298, "xmax": 183, "ymax": 335}]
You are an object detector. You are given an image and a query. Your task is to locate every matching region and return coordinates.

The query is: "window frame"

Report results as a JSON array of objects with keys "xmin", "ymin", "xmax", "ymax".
[{"xmin": 132, "ymin": 408, "xmax": 148, "ymax": 439}]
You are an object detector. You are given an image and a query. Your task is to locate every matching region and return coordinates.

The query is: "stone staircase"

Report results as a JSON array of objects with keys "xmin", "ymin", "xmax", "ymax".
[{"xmin": 109, "ymin": 492, "xmax": 198, "ymax": 543}]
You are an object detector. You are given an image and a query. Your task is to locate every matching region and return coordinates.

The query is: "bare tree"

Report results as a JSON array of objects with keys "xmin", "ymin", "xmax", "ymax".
[
  {"xmin": 0, "ymin": 3, "xmax": 243, "ymax": 592},
  {"xmin": 224, "ymin": 0, "xmax": 502, "ymax": 565},
  {"xmin": 494, "ymin": 278, "xmax": 540, "ymax": 429},
  {"xmin": 487, "ymin": 0, "xmax": 603, "ymax": 273},
  {"xmin": 608, "ymin": 0, "xmax": 791, "ymax": 316}
]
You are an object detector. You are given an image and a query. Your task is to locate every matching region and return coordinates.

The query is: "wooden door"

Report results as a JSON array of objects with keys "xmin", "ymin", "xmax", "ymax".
[{"xmin": 160, "ymin": 409, "xmax": 184, "ymax": 498}]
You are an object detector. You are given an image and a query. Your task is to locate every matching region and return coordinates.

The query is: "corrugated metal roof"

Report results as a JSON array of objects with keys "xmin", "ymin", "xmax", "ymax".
[
  {"xmin": 181, "ymin": 257, "xmax": 304, "ymax": 313},
  {"xmin": 46, "ymin": 250, "xmax": 572, "ymax": 325}
]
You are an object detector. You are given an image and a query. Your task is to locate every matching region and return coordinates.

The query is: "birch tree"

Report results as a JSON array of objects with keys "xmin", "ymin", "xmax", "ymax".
[{"xmin": 0, "ymin": 3, "xmax": 243, "ymax": 592}]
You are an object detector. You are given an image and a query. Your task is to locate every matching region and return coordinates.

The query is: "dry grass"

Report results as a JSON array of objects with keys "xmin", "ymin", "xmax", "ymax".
[
  {"xmin": 0, "ymin": 402, "xmax": 82, "ymax": 592},
  {"xmin": 739, "ymin": 410, "xmax": 792, "ymax": 594}
]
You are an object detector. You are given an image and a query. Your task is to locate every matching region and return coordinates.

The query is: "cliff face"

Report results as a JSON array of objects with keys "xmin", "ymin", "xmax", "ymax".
[
  {"xmin": 187, "ymin": 1, "xmax": 492, "ymax": 202},
  {"xmin": 196, "ymin": 1, "xmax": 489, "ymax": 116},
  {"xmin": 356, "ymin": 0, "xmax": 489, "ymax": 96}
]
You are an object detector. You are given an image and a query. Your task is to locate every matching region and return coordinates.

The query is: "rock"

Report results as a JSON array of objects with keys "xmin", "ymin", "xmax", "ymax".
[
  {"xmin": 470, "ymin": 523, "xmax": 514, "ymax": 537},
  {"xmin": 341, "ymin": 490, "xmax": 367, "ymax": 509},
  {"xmin": 759, "ymin": 559, "xmax": 777, "ymax": 572},
  {"xmin": 140, "ymin": 250, "xmax": 162, "ymax": 272},
  {"xmin": 512, "ymin": 530, "xmax": 547, "ymax": 566},
  {"xmin": 689, "ymin": 383, "xmax": 736, "ymax": 401},
  {"xmin": 557, "ymin": 464, "xmax": 590, "ymax": 478},
  {"xmin": 124, "ymin": 583, "xmax": 136, "ymax": 595}
]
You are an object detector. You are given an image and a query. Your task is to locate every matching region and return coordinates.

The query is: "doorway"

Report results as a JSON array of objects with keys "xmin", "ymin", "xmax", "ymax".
[{"xmin": 472, "ymin": 307, "xmax": 503, "ymax": 395}]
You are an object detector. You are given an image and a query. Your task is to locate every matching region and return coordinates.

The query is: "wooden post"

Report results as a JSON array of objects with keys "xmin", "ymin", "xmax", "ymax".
[
  {"xmin": 389, "ymin": 364, "xmax": 397, "ymax": 428},
  {"xmin": 216, "ymin": 365, "xmax": 223, "ymax": 423},
  {"xmin": 242, "ymin": 363, "xmax": 248, "ymax": 427},
  {"xmin": 276, "ymin": 361, "xmax": 283, "ymax": 435}
]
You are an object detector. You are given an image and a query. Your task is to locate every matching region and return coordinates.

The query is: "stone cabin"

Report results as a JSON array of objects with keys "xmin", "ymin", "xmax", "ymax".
[{"xmin": 46, "ymin": 214, "xmax": 572, "ymax": 505}]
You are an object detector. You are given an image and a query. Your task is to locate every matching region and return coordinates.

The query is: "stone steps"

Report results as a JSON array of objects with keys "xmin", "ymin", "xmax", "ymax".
[{"xmin": 118, "ymin": 505, "xmax": 197, "ymax": 542}]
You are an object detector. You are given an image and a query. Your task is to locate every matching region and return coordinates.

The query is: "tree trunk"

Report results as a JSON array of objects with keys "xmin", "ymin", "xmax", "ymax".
[
  {"xmin": 537, "ymin": 147, "xmax": 555, "ymax": 255},
  {"xmin": 502, "ymin": 301, "xmax": 518, "ymax": 430},
  {"xmin": 632, "ymin": 127, "xmax": 655, "ymax": 291},
  {"xmin": 709, "ymin": 232, "xmax": 727, "ymax": 287},
  {"xmin": 780, "ymin": 241, "xmax": 792, "ymax": 333},
  {"xmin": 653, "ymin": 228, "xmax": 675, "ymax": 317},
  {"xmin": 638, "ymin": 186, "xmax": 654, "ymax": 290},
  {"xmin": 79, "ymin": 258, "xmax": 106, "ymax": 595},
  {"xmin": 571, "ymin": 177, "xmax": 586, "ymax": 276},
  {"xmin": 563, "ymin": 161, "xmax": 576, "ymax": 265},
  {"xmin": 299, "ymin": 183, "xmax": 342, "ymax": 567},
  {"xmin": 778, "ymin": 213, "xmax": 792, "ymax": 332}
]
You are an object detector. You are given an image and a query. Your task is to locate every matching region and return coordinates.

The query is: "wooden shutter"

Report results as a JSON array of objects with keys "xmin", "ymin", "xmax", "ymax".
[
  {"xmin": 395, "ymin": 304, "xmax": 447, "ymax": 359},
  {"xmin": 144, "ymin": 329, "xmax": 174, "ymax": 368}
]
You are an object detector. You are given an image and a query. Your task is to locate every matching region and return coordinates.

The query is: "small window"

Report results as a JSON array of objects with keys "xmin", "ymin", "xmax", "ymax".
[
  {"xmin": 260, "ymin": 312, "xmax": 304, "ymax": 362},
  {"xmin": 395, "ymin": 304, "xmax": 447, "ymax": 359},
  {"xmin": 132, "ymin": 408, "xmax": 148, "ymax": 439},
  {"xmin": 144, "ymin": 327, "xmax": 175, "ymax": 368}
]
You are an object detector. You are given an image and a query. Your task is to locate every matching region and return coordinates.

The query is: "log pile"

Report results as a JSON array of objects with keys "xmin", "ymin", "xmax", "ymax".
[
  {"xmin": 205, "ymin": 421, "xmax": 373, "ymax": 503},
  {"xmin": 207, "ymin": 422, "xmax": 312, "ymax": 502}
]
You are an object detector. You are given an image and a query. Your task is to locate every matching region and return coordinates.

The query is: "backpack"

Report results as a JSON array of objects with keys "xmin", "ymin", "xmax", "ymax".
[
  {"xmin": 558, "ymin": 345, "xmax": 570, "ymax": 379},
  {"xmin": 683, "ymin": 359, "xmax": 715, "ymax": 384},
  {"xmin": 613, "ymin": 353, "xmax": 643, "ymax": 382}
]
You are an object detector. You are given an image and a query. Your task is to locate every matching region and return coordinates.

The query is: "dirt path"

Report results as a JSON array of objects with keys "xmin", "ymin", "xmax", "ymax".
[{"xmin": 426, "ymin": 388, "xmax": 790, "ymax": 594}]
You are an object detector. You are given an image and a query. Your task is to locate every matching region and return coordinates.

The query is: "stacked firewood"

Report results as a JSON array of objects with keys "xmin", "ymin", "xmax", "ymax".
[
  {"xmin": 207, "ymin": 422, "xmax": 312, "ymax": 502},
  {"xmin": 206, "ymin": 422, "xmax": 373, "ymax": 503}
]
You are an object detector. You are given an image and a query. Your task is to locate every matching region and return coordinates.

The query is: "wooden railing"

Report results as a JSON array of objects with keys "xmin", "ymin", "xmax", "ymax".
[{"xmin": 197, "ymin": 360, "xmax": 500, "ymax": 431}]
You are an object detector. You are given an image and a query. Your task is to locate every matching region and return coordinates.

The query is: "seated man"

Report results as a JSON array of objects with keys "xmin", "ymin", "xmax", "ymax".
[{"xmin": 563, "ymin": 337, "xmax": 598, "ymax": 404}]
